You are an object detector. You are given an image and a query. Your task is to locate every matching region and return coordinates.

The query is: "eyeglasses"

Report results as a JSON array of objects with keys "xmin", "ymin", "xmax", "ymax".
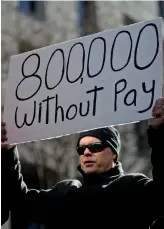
[{"xmin": 76, "ymin": 142, "xmax": 107, "ymax": 155}]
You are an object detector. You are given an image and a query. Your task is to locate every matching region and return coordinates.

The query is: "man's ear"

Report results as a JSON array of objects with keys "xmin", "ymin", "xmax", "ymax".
[{"xmin": 112, "ymin": 153, "xmax": 117, "ymax": 160}]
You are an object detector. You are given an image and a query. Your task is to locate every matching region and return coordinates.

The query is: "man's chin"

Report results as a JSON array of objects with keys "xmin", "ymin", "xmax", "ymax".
[{"xmin": 83, "ymin": 166, "xmax": 98, "ymax": 174}]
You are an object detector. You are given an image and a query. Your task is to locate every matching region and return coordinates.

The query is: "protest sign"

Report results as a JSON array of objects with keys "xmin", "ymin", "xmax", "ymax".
[{"xmin": 4, "ymin": 18, "xmax": 162, "ymax": 144}]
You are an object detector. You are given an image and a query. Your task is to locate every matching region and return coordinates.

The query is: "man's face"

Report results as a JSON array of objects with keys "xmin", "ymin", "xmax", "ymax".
[{"xmin": 78, "ymin": 136, "xmax": 116, "ymax": 174}]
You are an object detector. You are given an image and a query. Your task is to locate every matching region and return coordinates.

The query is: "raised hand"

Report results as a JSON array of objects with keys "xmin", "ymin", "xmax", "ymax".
[
  {"xmin": 1, "ymin": 122, "xmax": 13, "ymax": 150},
  {"xmin": 150, "ymin": 97, "xmax": 164, "ymax": 128}
]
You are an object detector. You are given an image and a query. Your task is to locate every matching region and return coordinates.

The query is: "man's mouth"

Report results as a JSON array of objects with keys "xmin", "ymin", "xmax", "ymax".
[{"xmin": 84, "ymin": 160, "xmax": 96, "ymax": 165}]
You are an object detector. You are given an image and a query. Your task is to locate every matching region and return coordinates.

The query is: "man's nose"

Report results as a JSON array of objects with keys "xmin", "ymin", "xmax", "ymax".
[{"xmin": 83, "ymin": 147, "xmax": 92, "ymax": 156}]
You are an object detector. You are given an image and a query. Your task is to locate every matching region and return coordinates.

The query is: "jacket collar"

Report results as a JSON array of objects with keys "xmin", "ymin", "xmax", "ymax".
[{"xmin": 77, "ymin": 161, "xmax": 124, "ymax": 186}]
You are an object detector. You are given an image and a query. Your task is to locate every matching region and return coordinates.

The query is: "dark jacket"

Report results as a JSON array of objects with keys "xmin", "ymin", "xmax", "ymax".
[{"xmin": 1, "ymin": 125, "xmax": 164, "ymax": 229}]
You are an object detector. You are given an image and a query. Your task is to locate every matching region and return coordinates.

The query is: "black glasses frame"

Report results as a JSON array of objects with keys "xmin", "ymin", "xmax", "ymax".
[{"xmin": 76, "ymin": 142, "xmax": 107, "ymax": 155}]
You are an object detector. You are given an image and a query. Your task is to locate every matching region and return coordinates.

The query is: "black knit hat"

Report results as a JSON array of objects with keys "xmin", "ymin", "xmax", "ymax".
[{"xmin": 77, "ymin": 127, "xmax": 121, "ymax": 159}]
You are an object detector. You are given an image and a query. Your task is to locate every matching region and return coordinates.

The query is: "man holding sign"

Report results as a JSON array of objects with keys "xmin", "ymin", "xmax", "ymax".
[
  {"xmin": 1, "ymin": 97, "xmax": 164, "ymax": 229},
  {"xmin": 1, "ymin": 17, "xmax": 164, "ymax": 229}
]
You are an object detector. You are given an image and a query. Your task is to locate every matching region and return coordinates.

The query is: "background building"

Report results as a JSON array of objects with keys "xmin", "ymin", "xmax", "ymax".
[{"xmin": 1, "ymin": 1, "xmax": 164, "ymax": 229}]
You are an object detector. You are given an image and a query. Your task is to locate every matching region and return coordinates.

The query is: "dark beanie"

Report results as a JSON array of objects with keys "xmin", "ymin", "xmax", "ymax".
[{"xmin": 77, "ymin": 127, "xmax": 121, "ymax": 158}]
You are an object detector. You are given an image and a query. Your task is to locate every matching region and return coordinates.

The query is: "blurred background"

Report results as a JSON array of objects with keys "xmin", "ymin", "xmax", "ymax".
[{"xmin": 1, "ymin": 1, "xmax": 164, "ymax": 229}]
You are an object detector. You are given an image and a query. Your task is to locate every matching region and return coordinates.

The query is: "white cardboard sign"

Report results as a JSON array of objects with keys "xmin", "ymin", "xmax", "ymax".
[{"xmin": 4, "ymin": 18, "xmax": 162, "ymax": 144}]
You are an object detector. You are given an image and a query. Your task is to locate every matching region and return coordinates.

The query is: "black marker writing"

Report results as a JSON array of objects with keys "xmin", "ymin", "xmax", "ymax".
[
  {"xmin": 66, "ymin": 42, "xmax": 85, "ymax": 83},
  {"xmin": 66, "ymin": 104, "xmax": 78, "ymax": 120},
  {"xmin": 79, "ymin": 101, "xmax": 90, "ymax": 116},
  {"xmin": 42, "ymin": 96, "xmax": 55, "ymax": 124},
  {"xmin": 14, "ymin": 22, "xmax": 159, "ymax": 133},
  {"xmin": 55, "ymin": 94, "xmax": 64, "ymax": 123},
  {"xmin": 86, "ymin": 86, "xmax": 104, "ymax": 115},
  {"xmin": 15, "ymin": 101, "xmax": 36, "ymax": 128},
  {"xmin": 15, "ymin": 54, "xmax": 42, "ymax": 101},
  {"xmin": 134, "ymin": 24, "xmax": 159, "ymax": 70},
  {"xmin": 15, "ymin": 22, "xmax": 159, "ymax": 104},
  {"xmin": 138, "ymin": 80, "xmax": 155, "ymax": 113},
  {"xmin": 87, "ymin": 37, "xmax": 106, "ymax": 78},
  {"xmin": 114, "ymin": 79, "xmax": 127, "ymax": 111},
  {"xmin": 114, "ymin": 79, "xmax": 155, "ymax": 113},
  {"xmin": 38, "ymin": 102, "xmax": 42, "ymax": 123},
  {"xmin": 14, "ymin": 86, "xmax": 104, "ymax": 128},
  {"xmin": 55, "ymin": 97, "xmax": 90, "ymax": 123},
  {"xmin": 124, "ymin": 89, "xmax": 137, "ymax": 106},
  {"xmin": 45, "ymin": 49, "xmax": 65, "ymax": 90},
  {"xmin": 111, "ymin": 31, "xmax": 132, "ymax": 72}
]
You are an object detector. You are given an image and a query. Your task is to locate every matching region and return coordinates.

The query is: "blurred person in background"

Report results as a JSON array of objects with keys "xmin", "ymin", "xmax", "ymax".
[{"xmin": 1, "ymin": 97, "xmax": 164, "ymax": 229}]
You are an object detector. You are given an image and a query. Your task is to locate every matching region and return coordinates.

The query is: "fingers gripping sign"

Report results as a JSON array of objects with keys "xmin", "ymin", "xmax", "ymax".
[
  {"xmin": 150, "ymin": 97, "xmax": 164, "ymax": 128},
  {"xmin": 1, "ymin": 122, "xmax": 8, "ymax": 142},
  {"xmin": 1, "ymin": 122, "xmax": 14, "ymax": 149}
]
